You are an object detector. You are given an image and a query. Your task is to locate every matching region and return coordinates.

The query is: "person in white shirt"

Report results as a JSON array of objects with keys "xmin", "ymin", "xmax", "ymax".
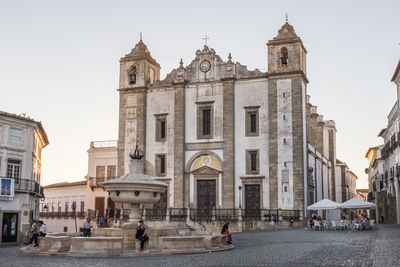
[
  {"xmin": 32, "ymin": 221, "xmax": 47, "ymax": 247},
  {"xmin": 83, "ymin": 217, "xmax": 92, "ymax": 237}
]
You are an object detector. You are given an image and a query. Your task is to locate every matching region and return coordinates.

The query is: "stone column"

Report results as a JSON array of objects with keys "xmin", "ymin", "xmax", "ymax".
[
  {"xmin": 222, "ymin": 79, "xmax": 235, "ymax": 209},
  {"xmin": 173, "ymin": 83, "xmax": 186, "ymax": 208}
]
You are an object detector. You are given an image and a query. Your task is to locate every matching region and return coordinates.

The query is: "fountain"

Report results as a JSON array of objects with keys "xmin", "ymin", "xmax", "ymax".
[
  {"xmin": 102, "ymin": 144, "xmax": 167, "ymax": 228},
  {"xmin": 22, "ymin": 144, "xmax": 234, "ymax": 256}
]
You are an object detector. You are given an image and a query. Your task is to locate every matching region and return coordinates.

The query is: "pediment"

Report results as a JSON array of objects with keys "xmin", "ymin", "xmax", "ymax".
[{"xmin": 192, "ymin": 166, "xmax": 221, "ymax": 175}]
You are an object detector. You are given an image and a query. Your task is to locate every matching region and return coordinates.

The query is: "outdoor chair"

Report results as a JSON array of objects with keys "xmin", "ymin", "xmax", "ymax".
[
  {"xmin": 369, "ymin": 220, "xmax": 375, "ymax": 230},
  {"xmin": 330, "ymin": 220, "xmax": 337, "ymax": 230},
  {"xmin": 337, "ymin": 221, "xmax": 345, "ymax": 230},
  {"xmin": 313, "ymin": 220, "xmax": 321, "ymax": 231},
  {"xmin": 322, "ymin": 221, "xmax": 329, "ymax": 230}
]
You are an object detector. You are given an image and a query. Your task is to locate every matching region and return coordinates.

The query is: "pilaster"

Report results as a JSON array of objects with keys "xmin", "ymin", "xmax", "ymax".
[{"xmin": 222, "ymin": 79, "xmax": 235, "ymax": 209}]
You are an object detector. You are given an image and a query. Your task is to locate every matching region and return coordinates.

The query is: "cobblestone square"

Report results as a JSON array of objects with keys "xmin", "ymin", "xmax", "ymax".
[{"xmin": 1, "ymin": 224, "xmax": 399, "ymax": 267}]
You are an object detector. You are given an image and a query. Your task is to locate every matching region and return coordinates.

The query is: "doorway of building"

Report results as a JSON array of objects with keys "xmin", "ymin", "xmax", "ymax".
[
  {"xmin": 245, "ymin": 184, "xmax": 260, "ymax": 217},
  {"xmin": 2, "ymin": 213, "xmax": 18, "ymax": 242},
  {"xmin": 197, "ymin": 179, "xmax": 216, "ymax": 218},
  {"xmin": 95, "ymin": 197, "xmax": 105, "ymax": 219}
]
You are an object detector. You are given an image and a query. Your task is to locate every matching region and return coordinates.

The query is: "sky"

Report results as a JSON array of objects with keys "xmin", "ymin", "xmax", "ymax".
[{"xmin": 1, "ymin": 0, "xmax": 399, "ymax": 188}]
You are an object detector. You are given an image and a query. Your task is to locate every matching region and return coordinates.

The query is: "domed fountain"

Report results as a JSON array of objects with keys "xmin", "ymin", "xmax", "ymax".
[{"xmin": 102, "ymin": 144, "xmax": 167, "ymax": 228}]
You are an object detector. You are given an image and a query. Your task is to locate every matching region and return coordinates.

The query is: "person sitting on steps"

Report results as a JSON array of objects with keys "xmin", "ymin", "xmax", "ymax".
[
  {"xmin": 136, "ymin": 220, "xmax": 149, "ymax": 251},
  {"xmin": 221, "ymin": 220, "xmax": 232, "ymax": 244}
]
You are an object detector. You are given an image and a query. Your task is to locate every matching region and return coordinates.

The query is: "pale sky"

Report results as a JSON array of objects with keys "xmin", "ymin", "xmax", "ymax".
[{"xmin": 1, "ymin": 0, "xmax": 399, "ymax": 188}]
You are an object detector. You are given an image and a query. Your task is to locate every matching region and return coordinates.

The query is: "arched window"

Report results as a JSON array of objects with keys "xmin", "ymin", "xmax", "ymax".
[
  {"xmin": 280, "ymin": 47, "xmax": 288, "ymax": 66},
  {"xmin": 128, "ymin": 66, "xmax": 137, "ymax": 85}
]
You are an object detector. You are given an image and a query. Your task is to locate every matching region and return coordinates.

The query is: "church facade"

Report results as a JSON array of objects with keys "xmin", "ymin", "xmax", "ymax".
[{"xmin": 117, "ymin": 22, "xmax": 310, "ymax": 214}]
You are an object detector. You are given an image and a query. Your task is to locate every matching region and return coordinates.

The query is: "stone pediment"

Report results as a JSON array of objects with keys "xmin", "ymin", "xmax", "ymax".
[
  {"xmin": 192, "ymin": 166, "xmax": 221, "ymax": 176},
  {"xmin": 154, "ymin": 45, "xmax": 266, "ymax": 86}
]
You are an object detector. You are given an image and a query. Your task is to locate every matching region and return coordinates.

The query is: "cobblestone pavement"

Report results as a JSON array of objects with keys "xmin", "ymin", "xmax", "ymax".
[{"xmin": 1, "ymin": 224, "xmax": 399, "ymax": 267}]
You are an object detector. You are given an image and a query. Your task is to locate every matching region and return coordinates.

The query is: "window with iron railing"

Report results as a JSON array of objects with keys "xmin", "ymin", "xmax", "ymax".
[
  {"xmin": 96, "ymin": 166, "xmax": 105, "ymax": 183},
  {"xmin": 7, "ymin": 159, "xmax": 21, "ymax": 182}
]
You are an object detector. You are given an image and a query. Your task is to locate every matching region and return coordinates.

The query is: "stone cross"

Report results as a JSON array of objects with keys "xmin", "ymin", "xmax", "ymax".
[
  {"xmin": 286, "ymin": 13, "xmax": 288, "ymax": 22},
  {"xmin": 203, "ymin": 35, "xmax": 210, "ymax": 46}
]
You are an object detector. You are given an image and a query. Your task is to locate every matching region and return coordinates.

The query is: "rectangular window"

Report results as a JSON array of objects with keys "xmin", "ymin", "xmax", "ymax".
[
  {"xmin": 156, "ymin": 154, "xmax": 166, "ymax": 176},
  {"xmin": 197, "ymin": 104, "xmax": 213, "ymax": 139},
  {"xmin": 250, "ymin": 114, "xmax": 257, "ymax": 133},
  {"xmin": 155, "ymin": 115, "xmax": 167, "ymax": 142},
  {"xmin": 203, "ymin": 109, "xmax": 211, "ymax": 136},
  {"xmin": 65, "ymin": 202, "xmax": 69, "ymax": 213},
  {"xmin": 52, "ymin": 203, "xmax": 55, "ymax": 212},
  {"xmin": 7, "ymin": 159, "xmax": 21, "ymax": 181},
  {"xmin": 58, "ymin": 202, "xmax": 62, "ymax": 213},
  {"xmin": 80, "ymin": 201, "xmax": 85, "ymax": 212},
  {"xmin": 96, "ymin": 166, "xmax": 105, "ymax": 183},
  {"xmin": 245, "ymin": 107, "xmax": 259, "ymax": 137},
  {"xmin": 10, "ymin": 128, "xmax": 22, "ymax": 144},
  {"xmin": 107, "ymin": 165, "xmax": 116, "ymax": 179},
  {"xmin": 246, "ymin": 150, "xmax": 259, "ymax": 174},
  {"xmin": 251, "ymin": 153, "xmax": 257, "ymax": 171}
]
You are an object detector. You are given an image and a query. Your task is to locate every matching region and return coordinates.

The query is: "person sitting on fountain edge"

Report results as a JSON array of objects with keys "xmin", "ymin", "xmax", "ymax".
[
  {"xmin": 136, "ymin": 220, "xmax": 149, "ymax": 251},
  {"xmin": 221, "ymin": 220, "xmax": 232, "ymax": 244}
]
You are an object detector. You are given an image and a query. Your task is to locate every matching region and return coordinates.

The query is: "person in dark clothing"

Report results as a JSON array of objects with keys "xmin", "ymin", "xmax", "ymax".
[
  {"xmin": 136, "ymin": 220, "xmax": 149, "ymax": 250},
  {"xmin": 221, "ymin": 220, "xmax": 232, "ymax": 244}
]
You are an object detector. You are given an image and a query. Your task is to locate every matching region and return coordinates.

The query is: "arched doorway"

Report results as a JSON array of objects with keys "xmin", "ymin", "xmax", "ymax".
[{"xmin": 188, "ymin": 154, "xmax": 222, "ymax": 211}]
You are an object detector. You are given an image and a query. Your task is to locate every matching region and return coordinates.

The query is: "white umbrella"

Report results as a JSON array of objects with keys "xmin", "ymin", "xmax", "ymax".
[
  {"xmin": 307, "ymin": 199, "xmax": 341, "ymax": 210},
  {"xmin": 340, "ymin": 198, "xmax": 375, "ymax": 209}
]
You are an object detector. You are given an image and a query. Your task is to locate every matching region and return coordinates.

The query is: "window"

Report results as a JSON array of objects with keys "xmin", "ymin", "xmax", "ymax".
[
  {"xmin": 280, "ymin": 47, "xmax": 288, "ymax": 66},
  {"xmin": 52, "ymin": 203, "xmax": 55, "ymax": 212},
  {"xmin": 63, "ymin": 226, "xmax": 67, "ymax": 232},
  {"xmin": 246, "ymin": 150, "xmax": 259, "ymax": 174},
  {"xmin": 107, "ymin": 165, "xmax": 116, "ymax": 179},
  {"xmin": 96, "ymin": 166, "xmax": 105, "ymax": 183},
  {"xmin": 128, "ymin": 66, "xmax": 136, "ymax": 85},
  {"xmin": 10, "ymin": 128, "xmax": 22, "ymax": 144},
  {"xmin": 58, "ymin": 202, "xmax": 62, "ymax": 213},
  {"xmin": 80, "ymin": 201, "xmax": 85, "ymax": 212},
  {"xmin": 197, "ymin": 104, "xmax": 213, "ymax": 139},
  {"xmin": 65, "ymin": 202, "xmax": 69, "ymax": 213},
  {"xmin": 203, "ymin": 109, "xmax": 211, "ymax": 136},
  {"xmin": 155, "ymin": 154, "xmax": 166, "ymax": 176},
  {"xmin": 155, "ymin": 115, "xmax": 167, "ymax": 142},
  {"xmin": 72, "ymin": 201, "xmax": 76, "ymax": 212},
  {"xmin": 245, "ymin": 107, "xmax": 259, "ymax": 137},
  {"xmin": 7, "ymin": 159, "xmax": 21, "ymax": 181}
]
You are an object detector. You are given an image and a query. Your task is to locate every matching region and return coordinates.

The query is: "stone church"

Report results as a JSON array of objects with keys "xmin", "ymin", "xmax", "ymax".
[{"xmin": 117, "ymin": 22, "xmax": 310, "ymax": 214}]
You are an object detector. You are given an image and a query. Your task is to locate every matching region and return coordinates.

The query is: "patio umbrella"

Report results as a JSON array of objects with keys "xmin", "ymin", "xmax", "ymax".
[
  {"xmin": 307, "ymin": 199, "xmax": 341, "ymax": 210},
  {"xmin": 340, "ymin": 198, "xmax": 375, "ymax": 209}
]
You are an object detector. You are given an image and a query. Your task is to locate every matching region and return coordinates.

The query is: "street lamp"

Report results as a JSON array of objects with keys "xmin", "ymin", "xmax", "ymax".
[
  {"xmin": 238, "ymin": 186, "xmax": 242, "ymax": 208},
  {"xmin": 71, "ymin": 202, "xmax": 77, "ymax": 233}
]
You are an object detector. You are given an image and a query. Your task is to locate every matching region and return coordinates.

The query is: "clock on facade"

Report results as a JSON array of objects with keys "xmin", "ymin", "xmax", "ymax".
[{"xmin": 200, "ymin": 60, "xmax": 211, "ymax": 72}]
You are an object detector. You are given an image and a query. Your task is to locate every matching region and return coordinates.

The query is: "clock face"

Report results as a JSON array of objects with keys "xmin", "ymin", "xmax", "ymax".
[{"xmin": 200, "ymin": 60, "xmax": 211, "ymax": 72}]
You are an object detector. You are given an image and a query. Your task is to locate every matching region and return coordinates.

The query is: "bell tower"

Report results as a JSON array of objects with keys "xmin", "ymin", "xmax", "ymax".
[
  {"xmin": 267, "ymin": 22, "xmax": 307, "ymax": 77},
  {"xmin": 117, "ymin": 37, "xmax": 161, "ymax": 176},
  {"xmin": 267, "ymin": 21, "xmax": 309, "ymax": 216}
]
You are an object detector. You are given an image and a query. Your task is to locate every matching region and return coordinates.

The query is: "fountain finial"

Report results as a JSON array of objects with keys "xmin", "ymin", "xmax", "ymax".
[{"xmin": 130, "ymin": 142, "xmax": 144, "ymax": 160}]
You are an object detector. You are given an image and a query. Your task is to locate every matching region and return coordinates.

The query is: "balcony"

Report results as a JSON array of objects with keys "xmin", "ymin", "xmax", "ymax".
[
  {"xmin": 90, "ymin": 140, "xmax": 117, "ymax": 149},
  {"xmin": 39, "ymin": 211, "xmax": 87, "ymax": 219},
  {"xmin": 0, "ymin": 177, "xmax": 44, "ymax": 198},
  {"xmin": 89, "ymin": 177, "xmax": 117, "ymax": 188}
]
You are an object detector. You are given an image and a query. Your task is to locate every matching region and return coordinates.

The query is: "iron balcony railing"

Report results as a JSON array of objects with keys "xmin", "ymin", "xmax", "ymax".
[
  {"xmin": 0, "ymin": 177, "xmax": 44, "ymax": 197},
  {"xmin": 39, "ymin": 211, "xmax": 87, "ymax": 218},
  {"xmin": 89, "ymin": 177, "xmax": 117, "ymax": 187}
]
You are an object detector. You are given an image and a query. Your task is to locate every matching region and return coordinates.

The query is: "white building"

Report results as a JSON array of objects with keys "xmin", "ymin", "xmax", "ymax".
[
  {"xmin": 0, "ymin": 111, "xmax": 49, "ymax": 244},
  {"xmin": 40, "ymin": 140, "xmax": 117, "ymax": 233}
]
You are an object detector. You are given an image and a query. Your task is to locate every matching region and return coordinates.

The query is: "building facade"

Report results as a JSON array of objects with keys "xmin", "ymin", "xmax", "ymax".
[
  {"xmin": 0, "ymin": 111, "xmax": 48, "ymax": 243},
  {"xmin": 40, "ymin": 140, "xmax": 117, "ymax": 232},
  {"xmin": 366, "ymin": 59, "xmax": 400, "ymax": 224},
  {"xmin": 115, "ymin": 22, "xmax": 357, "ymax": 219}
]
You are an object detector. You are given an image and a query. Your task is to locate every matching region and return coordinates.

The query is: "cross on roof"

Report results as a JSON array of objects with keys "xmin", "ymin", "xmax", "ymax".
[
  {"xmin": 140, "ymin": 32, "xmax": 142, "ymax": 41},
  {"xmin": 285, "ymin": 13, "xmax": 288, "ymax": 22},
  {"xmin": 203, "ymin": 35, "xmax": 210, "ymax": 46}
]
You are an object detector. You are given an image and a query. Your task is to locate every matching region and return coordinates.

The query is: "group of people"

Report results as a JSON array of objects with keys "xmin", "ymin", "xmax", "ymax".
[
  {"xmin": 352, "ymin": 213, "xmax": 370, "ymax": 230},
  {"xmin": 308, "ymin": 212, "xmax": 372, "ymax": 231},
  {"xmin": 25, "ymin": 216, "xmax": 233, "ymax": 250},
  {"xmin": 24, "ymin": 219, "xmax": 47, "ymax": 247}
]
